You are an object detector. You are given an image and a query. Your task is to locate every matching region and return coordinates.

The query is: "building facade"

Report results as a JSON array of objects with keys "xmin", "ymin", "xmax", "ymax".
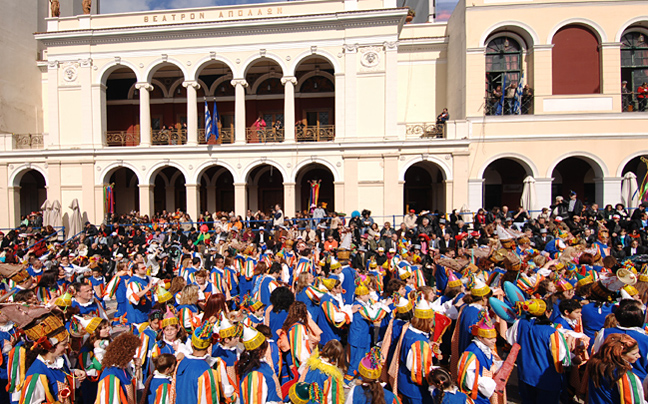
[{"xmin": 0, "ymin": 0, "xmax": 647, "ymax": 228}]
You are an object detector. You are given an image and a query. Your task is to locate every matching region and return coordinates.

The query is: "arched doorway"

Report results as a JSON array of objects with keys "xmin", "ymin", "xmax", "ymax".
[
  {"xmin": 482, "ymin": 159, "xmax": 530, "ymax": 210},
  {"xmin": 19, "ymin": 170, "xmax": 47, "ymax": 219},
  {"xmin": 196, "ymin": 61, "xmax": 235, "ymax": 143},
  {"xmin": 245, "ymin": 59, "xmax": 285, "ymax": 143},
  {"xmin": 295, "ymin": 163, "xmax": 335, "ymax": 214},
  {"xmin": 149, "ymin": 64, "xmax": 187, "ymax": 145},
  {"xmin": 198, "ymin": 166, "xmax": 234, "ymax": 214},
  {"xmin": 552, "ymin": 157, "xmax": 602, "ymax": 205},
  {"xmin": 403, "ymin": 162, "xmax": 446, "ymax": 213},
  {"xmin": 247, "ymin": 164, "xmax": 283, "ymax": 214},
  {"xmin": 294, "ymin": 56, "xmax": 336, "ymax": 140},
  {"xmin": 152, "ymin": 167, "xmax": 186, "ymax": 214},
  {"xmin": 105, "ymin": 67, "xmax": 139, "ymax": 146},
  {"xmin": 106, "ymin": 167, "xmax": 140, "ymax": 216}
]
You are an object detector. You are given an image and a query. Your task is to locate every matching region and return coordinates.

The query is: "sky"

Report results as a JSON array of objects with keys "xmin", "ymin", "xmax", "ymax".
[{"xmin": 100, "ymin": 0, "xmax": 459, "ymax": 20}]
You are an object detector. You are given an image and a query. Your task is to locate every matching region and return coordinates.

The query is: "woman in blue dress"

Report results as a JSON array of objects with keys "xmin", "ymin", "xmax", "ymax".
[{"xmin": 237, "ymin": 326, "xmax": 283, "ymax": 404}]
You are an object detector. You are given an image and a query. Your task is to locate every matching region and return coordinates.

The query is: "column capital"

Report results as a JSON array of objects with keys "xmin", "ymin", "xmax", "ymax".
[
  {"xmin": 383, "ymin": 41, "xmax": 398, "ymax": 52},
  {"xmin": 138, "ymin": 183, "xmax": 153, "ymax": 189},
  {"xmin": 343, "ymin": 43, "xmax": 358, "ymax": 53},
  {"xmin": 233, "ymin": 182, "xmax": 247, "ymax": 187},
  {"xmin": 182, "ymin": 80, "xmax": 201, "ymax": 89},
  {"xmin": 185, "ymin": 183, "xmax": 200, "ymax": 188},
  {"xmin": 283, "ymin": 181, "xmax": 296, "ymax": 186},
  {"xmin": 281, "ymin": 76, "xmax": 297, "ymax": 85},
  {"xmin": 600, "ymin": 42, "xmax": 622, "ymax": 50},
  {"xmin": 48, "ymin": 60, "xmax": 60, "ymax": 70},
  {"xmin": 231, "ymin": 79, "xmax": 248, "ymax": 88},
  {"xmin": 79, "ymin": 58, "xmax": 93, "ymax": 68},
  {"xmin": 135, "ymin": 82, "xmax": 154, "ymax": 91}
]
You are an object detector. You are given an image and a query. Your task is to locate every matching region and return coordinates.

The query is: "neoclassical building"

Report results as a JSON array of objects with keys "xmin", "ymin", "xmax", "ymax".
[{"xmin": 1, "ymin": 0, "xmax": 647, "ymax": 228}]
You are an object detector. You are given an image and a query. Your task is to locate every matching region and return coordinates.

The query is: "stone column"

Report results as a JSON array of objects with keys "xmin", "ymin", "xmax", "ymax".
[
  {"xmin": 136, "ymin": 82, "xmax": 153, "ymax": 147},
  {"xmin": 467, "ymin": 179, "xmax": 484, "ymax": 213},
  {"xmin": 531, "ymin": 45, "xmax": 553, "ymax": 113},
  {"xmin": 534, "ymin": 178, "xmax": 554, "ymax": 217},
  {"xmin": 602, "ymin": 177, "xmax": 623, "ymax": 207},
  {"xmin": 600, "ymin": 43, "xmax": 622, "ymax": 111},
  {"xmin": 186, "ymin": 184, "xmax": 200, "ymax": 222},
  {"xmin": 334, "ymin": 181, "xmax": 345, "ymax": 214},
  {"xmin": 234, "ymin": 182, "xmax": 246, "ymax": 216},
  {"xmin": 283, "ymin": 182, "xmax": 296, "ymax": 218},
  {"xmin": 384, "ymin": 42, "xmax": 398, "ymax": 139},
  {"xmin": 8, "ymin": 186, "xmax": 20, "ymax": 228},
  {"xmin": 47, "ymin": 61, "xmax": 60, "ymax": 149},
  {"xmin": 281, "ymin": 76, "xmax": 297, "ymax": 142},
  {"xmin": 79, "ymin": 58, "xmax": 94, "ymax": 147},
  {"xmin": 138, "ymin": 184, "xmax": 154, "ymax": 217},
  {"xmin": 383, "ymin": 155, "xmax": 401, "ymax": 214},
  {"xmin": 183, "ymin": 81, "xmax": 201, "ymax": 146},
  {"xmin": 231, "ymin": 79, "xmax": 248, "ymax": 144},
  {"xmin": 166, "ymin": 186, "xmax": 176, "ymax": 212},
  {"xmin": 343, "ymin": 45, "xmax": 358, "ymax": 139}
]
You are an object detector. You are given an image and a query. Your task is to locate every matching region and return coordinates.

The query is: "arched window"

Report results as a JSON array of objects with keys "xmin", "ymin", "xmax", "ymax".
[
  {"xmin": 552, "ymin": 25, "xmax": 600, "ymax": 95},
  {"xmin": 485, "ymin": 36, "xmax": 524, "ymax": 115},
  {"xmin": 621, "ymin": 31, "xmax": 648, "ymax": 111}
]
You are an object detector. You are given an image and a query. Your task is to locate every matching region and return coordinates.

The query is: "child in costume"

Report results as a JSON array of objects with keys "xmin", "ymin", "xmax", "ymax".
[
  {"xmin": 456, "ymin": 313, "xmax": 501, "ymax": 404},
  {"xmin": 506, "ymin": 298, "xmax": 571, "ymax": 404},
  {"xmin": 77, "ymin": 317, "xmax": 111, "ymax": 404},
  {"xmin": 173, "ymin": 320, "xmax": 237, "ymax": 404},
  {"xmin": 141, "ymin": 353, "xmax": 176, "ymax": 404},
  {"xmin": 212, "ymin": 315, "xmax": 242, "ymax": 385},
  {"xmin": 586, "ymin": 333, "xmax": 644, "ymax": 404},
  {"xmin": 317, "ymin": 278, "xmax": 352, "ymax": 345},
  {"xmin": 95, "ymin": 332, "xmax": 141, "ymax": 404},
  {"xmin": 347, "ymin": 347, "xmax": 401, "ymax": 404},
  {"xmin": 427, "ymin": 367, "xmax": 468, "ymax": 404},
  {"xmin": 303, "ymin": 340, "xmax": 347, "ymax": 404},
  {"xmin": 154, "ymin": 308, "xmax": 190, "ymax": 357},
  {"xmin": 237, "ymin": 326, "xmax": 282, "ymax": 404}
]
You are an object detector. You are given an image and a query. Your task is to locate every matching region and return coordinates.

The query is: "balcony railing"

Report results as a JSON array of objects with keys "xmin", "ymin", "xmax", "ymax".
[
  {"xmin": 106, "ymin": 131, "xmax": 140, "ymax": 147},
  {"xmin": 622, "ymin": 93, "xmax": 648, "ymax": 112},
  {"xmin": 406, "ymin": 123, "xmax": 445, "ymax": 138},
  {"xmin": 152, "ymin": 129, "xmax": 187, "ymax": 145},
  {"xmin": 246, "ymin": 128, "xmax": 285, "ymax": 143},
  {"xmin": 198, "ymin": 127, "xmax": 234, "ymax": 144},
  {"xmin": 13, "ymin": 133, "xmax": 44, "ymax": 149},
  {"xmin": 296, "ymin": 124, "xmax": 335, "ymax": 142},
  {"xmin": 484, "ymin": 95, "xmax": 534, "ymax": 116}
]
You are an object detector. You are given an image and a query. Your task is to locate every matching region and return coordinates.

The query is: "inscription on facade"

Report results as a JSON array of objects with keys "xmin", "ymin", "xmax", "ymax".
[{"xmin": 143, "ymin": 7, "xmax": 283, "ymax": 23}]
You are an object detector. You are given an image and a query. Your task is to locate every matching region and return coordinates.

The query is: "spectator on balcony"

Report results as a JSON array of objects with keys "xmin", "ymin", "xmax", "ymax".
[
  {"xmin": 273, "ymin": 120, "xmax": 283, "ymax": 132},
  {"xmin": 622, "ymin": 81, "xmax": 632, "ymax": 111},
  {"xmin": 638, "ymin": 82, "xmax": 648, "ymax": 111},
  {"xmin": 505, "ymin": 82, "xmax": 516, "ymax": 114},
  {"xmin": 490, "ymin": 85, "xmax": 502, "ymax": 115},
  {"xmin": 522, "ymin": 85, "xmax": 533, "ymax": 114},
  {"xmin": 436, "ymin": 108, "xmax": 449, "ymax": 125},
  {"xmin": 252, "ymin": 115, "xmax": 266, "ymax": 142}
]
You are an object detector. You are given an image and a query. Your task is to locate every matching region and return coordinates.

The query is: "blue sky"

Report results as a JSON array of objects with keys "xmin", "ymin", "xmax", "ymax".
[{"xmin": 101, "ymin": 0, "xmax": 459, "ymax": 20}]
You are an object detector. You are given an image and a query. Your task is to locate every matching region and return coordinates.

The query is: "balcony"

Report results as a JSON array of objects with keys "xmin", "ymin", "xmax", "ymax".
[
  {"xmin": 198, "ymin": 127, "xmax": 234, "ymax": 144},
  {"xmin": 296, "ymin": 124, "xmax": 335, "ymax": 142},
  {"xmin": 13, "ymin": 133, "xmax": 44, "ymax": 149},
  {"xmin": 106, "ymin": 131, "xmax": 140, "ymax": 147},
  {"xmin": 152, "ymin": 129, "xmax": 187, "ymax": 145},
  {"xmin": 246, "ymin": 128, "xmax": 285, "ymax": 143},
  {"xmin": 405, "ymin": 123, "xmax": 445, "ymax": 139},
  {"xmin": 622, "ymin": 93, "xmax": 648, "ymax": 112},
  {"xmin": 484, "ymin": 95, "xmax": 534, "ymax": 116}
]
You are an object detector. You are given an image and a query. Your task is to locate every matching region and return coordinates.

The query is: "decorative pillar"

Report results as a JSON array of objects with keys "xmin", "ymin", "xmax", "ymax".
[
  {"xmin": 534, "ymin": 178, "xmax": 554, "ymax": 217},
  {"xmin": 166, "ymin": 186, "xmax": 176, "ymax": 212},
  {"xmin": 231, "ymin": 79, "xmax": 248, "ymax": 144},
  {"xmin": 343, "ymin": 45, "xmax": 358, "ymax": 139},
  {"xmin": 47, "ymin": 61, "xmax": 60, "ymax": 149},
  {"xmin": 8, "ymin": 186, "xmax": 20, "ymax": 228},
  {"xmin": 234, "ymin": 182, "xmax": 246, "ymax": 216},
  {"xmin": 335, "ymin": 73, "xmax": 345, "ymax": 140},
  {"xmin": 136, "ymin": 82, "xmax": 153, "ymax": 147},
  {"xmin": 467, "ymin": 179, "xmax": 484, "ymax": 213},
  {"xmin": 186, "ymin": 184, "xmax": 200, "ymax": 222},
  {"xmin": 92, "ymin": 83, "xmax": 107, "ymax": 146},
  {"xmin": 531, "ymin": 45, "xmax": 553, "ymax": 113},
  {"xmin": 383, "ymin": 155, "xmax": 401, "ymax": 214},
  {"xmin": 206, "ymin": 185, "xmax": 217, "ymax": 212},
  {"xmin": 600, "ymin": 43, "xmax": 622, "ymax": 111},
  {"xmin": 283, "ymin": 182, "xmax": 296, "ymax": 218},
  {"xmin": 334, "ymin": 181, "xmax": 345, "ymax": 215},
  {"xmin": 384, "ymin": 42, "xmax": 398, "ymax": 139},
  {"xmin": 79, "ymin": 59, "xmax": 94, "ymax": 147},
  {"xmin": 138, "ymin": 184, "xmax": 154, "ymax": 217},
  {"xmin": 602, "ymin": 176, "xmax": 623, "ymax": 207},
  {"xmin": 183, "ymin": 81, "xmax": 201, "ymax": 146},
  {"xmin": 281, "ymin": 76, "xmax": 297, "ymax": 142}
]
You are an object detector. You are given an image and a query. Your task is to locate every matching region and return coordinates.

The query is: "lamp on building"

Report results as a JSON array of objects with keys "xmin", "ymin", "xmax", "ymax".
[
  {"xmin": 314, "ymin": 80, "xmax": 318, "ymax": 89},
  {"xmin": 639, "ymin": 34, "xmax": 645, "ymax": 43},
  {"xmin": 504, "ymin": 38, "xmax": 509, "ymax": 48},
  {"xmin": 267, "ymin": 83, "xmax": 271, "ymax": 91}
]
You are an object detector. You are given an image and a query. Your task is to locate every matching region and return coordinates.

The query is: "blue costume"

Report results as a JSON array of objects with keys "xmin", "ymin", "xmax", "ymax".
[
  {"xmin": 397, "ymin": 327, "xmax": 434, "ymax": 404},
  {"xmin": 126, "ymin": 275, "xmax": 154, "ymax": 324},
  {"xmin": 597, "ymin": 327, "xmax": 648, "ymax": 380},
  {"xmin": 347, "ymin": 299, "xmax": 372, "ymax": 378},
  {"xmin": 340, "ymin": 265, "xmax": 356, "ymax": 304},
  {"xmin": 581, "ymin": 302, "xmax": 614, "ymax": 342}
]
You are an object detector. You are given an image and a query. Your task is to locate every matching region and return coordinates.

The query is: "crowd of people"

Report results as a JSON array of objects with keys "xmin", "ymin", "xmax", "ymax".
[{"xmin": 3, "ymin": 191, "xmax": 648, "ymax": 404}]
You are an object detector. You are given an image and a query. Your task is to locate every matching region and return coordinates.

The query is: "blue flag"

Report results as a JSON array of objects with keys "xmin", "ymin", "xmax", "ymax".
[
  {"xmin": 496, "ymin": 75, "xmax": 506, "ymax": 115},
  {"xmin": 513, "ymin": 73, "xmax": 524, "ymax": 115},
  {"xmin": 212, "ymin": 101, "xmax": 219, "ymax": 140},
  {"xmin": 204, "ymin": 101, "xmax": 212, "ymax": 142}
]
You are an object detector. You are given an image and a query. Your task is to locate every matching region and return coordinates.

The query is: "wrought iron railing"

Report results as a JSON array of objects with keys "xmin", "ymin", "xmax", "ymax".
[
  {"xmin": 13, "ymin": 133, "xmax": 44, "ymax": 149},
  {"xmin": 296, "ymin": 124, "xmax": 335, "ymax": 142},
  {"xmin": 246, "ymin": 128, "xmax": 285, "ymax": 143},
  {"xmin": 198, "ymin": 127, "xmax": 234, "ymax": 144},
  {"xmin": 105, "ymin": 131, "xmax": 140, "ymax": 147},
  {"xmin": 405, "ymin": 123, "xmax": 445, "ymax": 138},
  {"xmin": 152, "ymin": 129, "xmax": 187, "ymax": 145},
  {"xmin": 622, "ymin": 93, "xmax": 648, "ymax": 112},
  {"xmin": 484, "ymin": 94, "xmax": 534, "ymax": 115}
]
